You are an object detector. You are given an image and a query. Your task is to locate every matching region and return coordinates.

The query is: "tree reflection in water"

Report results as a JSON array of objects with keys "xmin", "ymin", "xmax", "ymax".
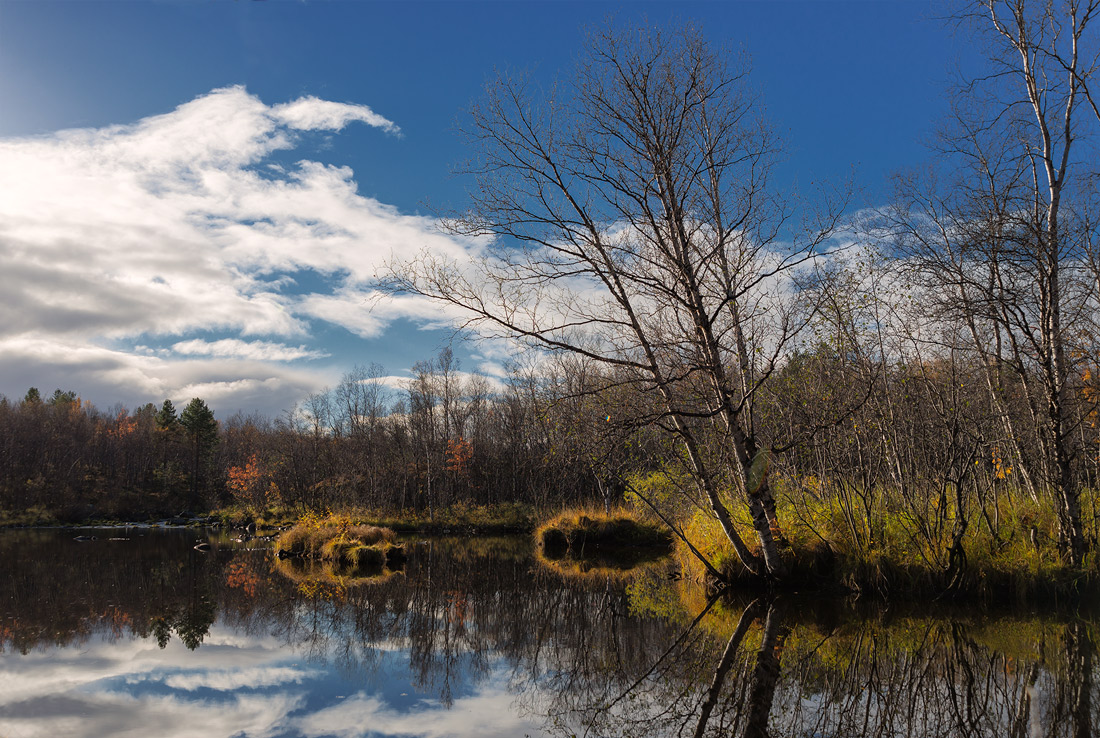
[
  {"xmin": 0, "ymin": 529, "xmax": 1097, "ymax": 737},
  {"xmin": 538, "ymin": 594, "xmax": 1100, "ymax": 738}
]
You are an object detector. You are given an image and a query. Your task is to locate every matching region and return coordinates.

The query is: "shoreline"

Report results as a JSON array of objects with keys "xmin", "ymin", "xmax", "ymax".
[{"xmin": 4, "ymin": 504, "xmax": 1099, "ymax": 605}]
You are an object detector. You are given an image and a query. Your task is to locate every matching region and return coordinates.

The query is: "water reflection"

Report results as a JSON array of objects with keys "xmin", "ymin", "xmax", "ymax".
[
  {"xmin": 578, "ymin": 598, "xmax": 1099, "ymax": 738},
  {"xmin": 0, "ymin": 529, "xmax": 1097, "ymax": 737}
]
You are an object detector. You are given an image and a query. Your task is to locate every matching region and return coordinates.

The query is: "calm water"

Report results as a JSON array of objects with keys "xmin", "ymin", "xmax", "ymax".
[{"xmin": 0, "ymin": 528, "xmax": 1097, "ymax": 737}]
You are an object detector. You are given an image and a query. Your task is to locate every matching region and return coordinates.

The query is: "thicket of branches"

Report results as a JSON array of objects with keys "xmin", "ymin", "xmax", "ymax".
[{"xmin": 381, "ymin": 4, "xmax": 1100, "ymax": 580}]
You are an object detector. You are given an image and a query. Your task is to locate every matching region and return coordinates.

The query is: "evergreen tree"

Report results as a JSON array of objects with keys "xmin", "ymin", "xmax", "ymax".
[
  {"xmin": 152, "ymin": 399, "xmax": 185, "ymax": 495},
  {"xmin": 180, "ymin": 398, "xmax": 218, "ymax": 506},
  {"xmin": 155, "ymin": 399, "xmax": 179, "ymax": 429},
  {"xmin": 49, "ymin": 389, "xmax": 77, "ymax": 406}
]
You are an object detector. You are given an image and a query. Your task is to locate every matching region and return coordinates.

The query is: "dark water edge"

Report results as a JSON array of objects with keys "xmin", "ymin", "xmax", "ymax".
[{"xmin": 0, "ymin": 528, "xmax": 1097, "ymax": 737}]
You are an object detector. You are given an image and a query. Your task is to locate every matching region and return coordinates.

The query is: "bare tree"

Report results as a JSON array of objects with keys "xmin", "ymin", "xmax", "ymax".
[
  {"xmin": 891, "ymin": 0, "xmax": 1100, "ymax": 566},
  {"xmin": 386, "ymin": 22, "xmax": 847, "ymax": 579}
]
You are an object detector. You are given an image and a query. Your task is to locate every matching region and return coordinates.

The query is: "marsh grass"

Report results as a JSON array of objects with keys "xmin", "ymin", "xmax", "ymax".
[
  {"xmin": 669, "ymin": 475, "xmax": 1100, "ymax": 600},
  {"xmin": 215, "ymin": 502, "xmax": 536, "ymax": 535},
  {"xmin": 535, "ymin": 508, "xmax": 674, "ymax": 559},
  {"xmin": 274, "ymin": 513, "xmax": 402, "ymax": 569}
]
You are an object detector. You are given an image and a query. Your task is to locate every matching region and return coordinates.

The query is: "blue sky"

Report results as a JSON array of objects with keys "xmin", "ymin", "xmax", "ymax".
[{"xmin": 0, "ymin": 0, "xmax": 966, "ymax": 417}]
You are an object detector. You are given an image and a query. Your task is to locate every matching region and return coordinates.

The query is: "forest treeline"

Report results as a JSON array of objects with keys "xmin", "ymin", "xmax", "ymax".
[
  {"xmin": 2, "ymin": 328, "xmax": 1100, "ymax": 595},
  {"xmin": 2, "ymin": 337, "xmax": 1099, "ymax": 567},
  {"xmin": 0, "ymin": 350, "xmax": 623, "ymax": 522}
]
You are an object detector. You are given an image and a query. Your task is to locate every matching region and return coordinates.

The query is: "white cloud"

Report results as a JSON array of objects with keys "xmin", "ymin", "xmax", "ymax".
[
  {"xmin": 171, "ymin": 338, "xmax": 329, "ymax": 362},
  {"xmin": 0, "ymin": 628, "xmax": 295, "ymax": 706},
  {"xmin": 0, "ymin": 629, "xmax": 314, "ymax": 738},
  {"xmin": 271, "ymin": 96, "xmax": 401, "ymax": 135},
  {"xmin": 297, "ymin": 288, "xmax": 467, "ymax": 339},
  {"xmin": 0, "ymin": 690, "xmax": 303, "ymax": 738},
  {"xmin": 0, "ymin": 85, "xmax": 482, "ymax": 413},
  {"xmin": 0, "ymin": 335, "xmax": 326, "ymax": 416},
  {"xmin": 161, "ymin": 665, "xmax": 319, "ymax": 691},
  {"xmin": 375, "ymin": 370, "xmax": 506, "ymax": 395},
  {"xmin": 0, "ymin": 628, "xmax": 544, "ymax": 738}
]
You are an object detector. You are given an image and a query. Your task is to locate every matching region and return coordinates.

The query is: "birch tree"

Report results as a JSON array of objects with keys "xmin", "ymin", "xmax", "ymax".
[
  {"xmin": 387, "ymin": 23, "xmax": 847, "ymax": 579},
  {"xmin": 893, "ymin": 0, "xmax": 1100, "ymax": 566}
]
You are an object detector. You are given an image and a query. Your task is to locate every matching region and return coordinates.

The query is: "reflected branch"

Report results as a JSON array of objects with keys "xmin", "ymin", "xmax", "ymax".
[{"xmin": 693, "ymin": 597, "xmax": 766, "ymax": 738}]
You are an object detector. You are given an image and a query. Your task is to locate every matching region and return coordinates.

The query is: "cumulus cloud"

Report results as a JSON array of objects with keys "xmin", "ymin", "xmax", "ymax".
[
  {"xmin": 0, "ymin": 86, "xmax": 480, "ymax": 414},
  {"xmin": 0, "ymin": 335, "xmax": 324, "ymax": 416},
  {"xmin": 271, "ymin": 96, "xmax": 402, "ymax": 135},
  {"xmin": 296, "ymin": 288, "xmax": 469, "ymax": 339}
]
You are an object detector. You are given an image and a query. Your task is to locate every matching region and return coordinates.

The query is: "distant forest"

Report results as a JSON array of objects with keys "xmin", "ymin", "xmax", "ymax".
[
  {"xmin": 3, "ymin": 339, "xmax": 1099, "ymax": 535},
  {"xmin": 0, "ymin": 349, "xmax": 623, "ymax": 521}
]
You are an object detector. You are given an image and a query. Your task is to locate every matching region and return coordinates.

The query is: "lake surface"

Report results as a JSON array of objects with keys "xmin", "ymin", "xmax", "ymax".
[{"xmin": 0, "ymin": 527, "xmax": 1097, "ymax": 737}]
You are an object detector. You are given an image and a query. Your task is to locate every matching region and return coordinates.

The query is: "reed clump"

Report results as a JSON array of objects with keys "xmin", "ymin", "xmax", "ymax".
[
  {"xmin": 536, "ymin": 508, "xmax": 674, "ymax": 559},
  {"xmin": 274, "ymin": 512, "xmax": 404, "ymax": 569}
]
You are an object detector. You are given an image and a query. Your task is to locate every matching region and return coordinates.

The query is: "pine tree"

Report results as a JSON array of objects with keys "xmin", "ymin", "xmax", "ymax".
[
  {"xmin": 155, "ymin": 399, "xmax": 179, "ymax": 429},
  {"xmin": 180, "ymin": 398, "xmax": 218, "ymax": 507},
  {"xmin": 49, "ymin": 389, "xmax": 77, "ymax": 406}
]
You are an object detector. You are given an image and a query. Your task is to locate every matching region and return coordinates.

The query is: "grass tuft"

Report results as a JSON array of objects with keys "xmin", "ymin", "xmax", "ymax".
[
  {"xmin": 274, "ymin": 514, "xmax": 402, "ymax": 571},
  {"xmin": 535, "ymin": 507, "xmax": 674, "ymax": 558}
]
